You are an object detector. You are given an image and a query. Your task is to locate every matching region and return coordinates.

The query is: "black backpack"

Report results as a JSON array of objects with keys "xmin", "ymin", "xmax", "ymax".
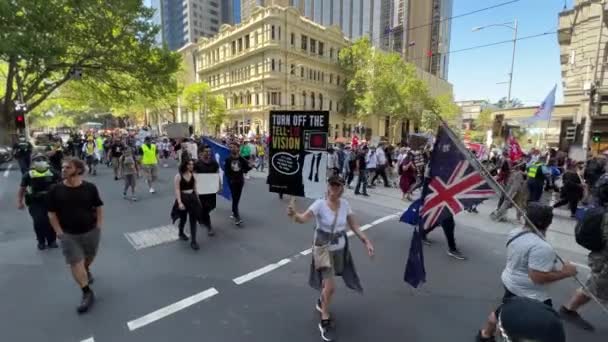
[{"xmin": 575, "ymin": 206, "xmax": 607, "ymax": 252}]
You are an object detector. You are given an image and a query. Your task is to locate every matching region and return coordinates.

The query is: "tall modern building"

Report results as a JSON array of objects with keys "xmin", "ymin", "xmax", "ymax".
[
  {"xmin": 241, "ymin": 0, "xmax": 290, "ymax": 21},
  {"xmin": 274, "ymin": 0, "xmax": 452, "ymax": 80},
  {"xmin": 147, "ymin": 0, "xmax": 223, "ymax": 51},
  {"xmin": 222, "ymin": 0, "xmax": 241, "ymax": 24}
]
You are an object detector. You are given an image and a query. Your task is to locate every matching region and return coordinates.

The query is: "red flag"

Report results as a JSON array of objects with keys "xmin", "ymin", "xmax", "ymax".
[
  {"xmin": 426, "ymin": 50, "xmax": 433, "ymax": 57},
  {"xmin": 508, "ymin": 135, "xmax": 523, "ymax": 162},
  {"xmin": 351, "ymin": 135, "xmax": 359, "ymax": 148}
]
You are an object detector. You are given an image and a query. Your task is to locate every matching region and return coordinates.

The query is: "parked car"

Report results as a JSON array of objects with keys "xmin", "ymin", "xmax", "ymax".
[{"xmin": 0, "ymin": 145, "xmax": 13, "ymax": 164}]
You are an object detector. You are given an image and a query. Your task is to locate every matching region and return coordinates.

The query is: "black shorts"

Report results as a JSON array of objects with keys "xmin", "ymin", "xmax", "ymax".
[{"xmin": 495, "ymin": 287, "xmax": 552, "ymax": 317}]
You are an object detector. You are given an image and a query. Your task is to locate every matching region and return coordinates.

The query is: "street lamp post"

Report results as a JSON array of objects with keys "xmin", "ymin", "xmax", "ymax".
[{"xmin": 473, "ymin": 19, "xmax": 518, "ymax": 107}]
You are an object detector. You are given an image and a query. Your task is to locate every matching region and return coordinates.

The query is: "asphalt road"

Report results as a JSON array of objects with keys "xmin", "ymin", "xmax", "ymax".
[{"xmin": 0, "ymin": 160, "xmax": 606, "ymax": 342}]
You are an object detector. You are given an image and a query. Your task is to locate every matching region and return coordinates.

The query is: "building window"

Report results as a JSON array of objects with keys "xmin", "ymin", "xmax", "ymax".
[
  {"xmin": 290, "ymin": 64, "xmax": 295, "ymax": 75},
  {"xmin": 245, "ymin": 34, "xmax": 250, "ymax": 49},
  {"xmin": 311, "ymin": 92, "xmax": 315, "ymax": 108},
  {"xmin": 310, "ymin": 38, "xmax": 316, "ymax": 53},
  {"xmin": 329, "ymin": 48, "xmax": 334, "ymax": 59},
  {"xmin": 301, "ymin": 34, "xmax": 308, "ymax": 51},
  {"xmin": 300, "ymin": 67, "xmax": 304, "ymax": 77},
  {"xmin": 238, "ymin": 38, "xmax": 242, "ymax": 52},
  {"xmin": 321, "ymin": 72, "xmax": 324, "ymax": 82},
  {"xmin": 319, "ymin": 42, "xmax": 324, "ymax": 56},
  {"xmin": 255, "ymin": 94, "xmax": 259, "ymax": 105},
  {"xmin": 337, "ymin": 75, "xmax": 340, "ymax": 86},
  {"xmin": 231, "ymin": 41, "xmax": 236, "ymax": 55},
  {"xmin": 329, "ymin": 100, "xmax": 333, "ymax": 111},
  {"xmin": 255, "ymin": 32, "xmax": 259, "ymax": 45},
  {"xmin": 290, "ymin": 33, "xmax": 295, "ymax": 46},
  {"xmin": 302, "ymin": 91, "xmax": 307, "ymax": 108},
  {"xmin": 271, "ymin": 59, "xmax": 275, "ymax": 71},
  {"xmin": 271, "ymin": 25, "xmax": 275, "ymax": 40},
  {"xmin": 278, "ymin": 26, "xmax": 281, "ymax": 40},
  {"xmin": 210, "ymin": 1, "xmax": 218, "ymax": 7},
  {"xmin": 210, "ymin": 18, "xmax": 219, "ymax": 24},
  {"xmin": 209, "ymin": 9, "xmax": 218, "ymax": 15},
  {"xmin": 271, "ymin": 92, "xmax": 280, "ymax": 105},
  {"xmin": 278, "ymin": 60, "xmax": 282, "ymax": 72},
  {"xmin": 291, "ymin": 94, "xmax": 295, "ymax": 106},
  {"xmin": 319, "ymin": 94, "xmax": 323, "ymax": 109},
  {"xmin": 329, "ymin": 74, "xmax": 333, "ymax": 84}
]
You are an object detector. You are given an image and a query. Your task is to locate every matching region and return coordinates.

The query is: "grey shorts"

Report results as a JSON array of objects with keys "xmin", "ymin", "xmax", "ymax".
[
  {"xmin": 585, "ymin": 259, "xmax": 608, "ymax": 301},
  {"xmin": 142, "ymin": 164, "xmax": 158, "ymax": 181},
  {"xmin": 61, "ymin": 228, "xmax": 101, "ymax": 265},
  {"xmin": 320, "ymin": 249, "xmax": 345, "ymax": 279}
]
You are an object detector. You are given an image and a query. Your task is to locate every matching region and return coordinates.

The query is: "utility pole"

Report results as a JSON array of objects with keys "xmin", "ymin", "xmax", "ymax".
[
  {"xmin": 583, "ymin": 0, "xmax": 605, "ymax": 152},
  {"xmin": 507, "ymin": 19, "xmax": 518, "ymax": 106}
]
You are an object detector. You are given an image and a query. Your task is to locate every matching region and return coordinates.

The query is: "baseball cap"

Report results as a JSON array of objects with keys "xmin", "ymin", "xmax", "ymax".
[{"xmin": 499, "ymin": 297, "xmax": 565, "ymax": 342}]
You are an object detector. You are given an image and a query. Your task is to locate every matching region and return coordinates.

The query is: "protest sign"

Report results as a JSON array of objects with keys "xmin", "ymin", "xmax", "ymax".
[{"xmin": 268, "ymin": 110, "xmax": 329, "ymax": 199}]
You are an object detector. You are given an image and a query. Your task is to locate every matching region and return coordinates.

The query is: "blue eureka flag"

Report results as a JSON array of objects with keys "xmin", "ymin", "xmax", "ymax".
[{"xmin": 202, "ymin": 137, "xmax": 232, "ymax": 201}]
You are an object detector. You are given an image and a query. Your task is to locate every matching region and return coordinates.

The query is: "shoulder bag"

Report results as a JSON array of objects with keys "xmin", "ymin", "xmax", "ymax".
[{"xmin": 312, "ymin": 201, "xmax": 340, "ymax": 271}]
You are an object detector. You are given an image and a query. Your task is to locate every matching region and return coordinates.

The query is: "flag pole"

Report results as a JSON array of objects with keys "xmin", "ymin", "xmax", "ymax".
[{"xmin": 433, "ymin": 113, "xmax": 608, "ymax": 315}]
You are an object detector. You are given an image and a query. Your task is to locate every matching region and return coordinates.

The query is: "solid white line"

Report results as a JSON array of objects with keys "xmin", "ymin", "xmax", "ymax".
[
  {"xmin": 3, "ymin": 163, "xmax": 12, "ymax": 177},
  {"xmin": 371, "ymin": 214, "xmax": 398, "ymax": 226},
  {"xmin": 233, "ymin": 258, "xmax": 291, "ymax": 285},
  {"xmin": 359, "ymin": 224, "xmax": 373, "ymax": 232},
  {"xmin": 80, "ymin": 338, "xmax": 94, "ymax": 342},
  {"xmin": 127, "ymin": 287, "xmax": 219, "ymax": 331},
  {"xmin": 300, "ymin": 248, "xmax": 312, "ymax": 256}
]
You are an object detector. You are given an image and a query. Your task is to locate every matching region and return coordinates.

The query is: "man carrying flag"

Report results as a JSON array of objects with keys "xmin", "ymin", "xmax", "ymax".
[{"xmin": 402, "ymin": 124, "xmax": 495, "ymax": 288}]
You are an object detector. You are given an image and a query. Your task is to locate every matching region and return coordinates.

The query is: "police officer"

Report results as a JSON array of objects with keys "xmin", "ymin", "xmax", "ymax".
[
  {"xmin": 12, "ymin": 135, "xmax": 33, "ymax": 175},
  {"xmin": 526, "ymin": 158, "xmax": 548, "ymax": 202},
  {"xmin": 17, "ymin": 153, "xmax": 60, "ymax": 250}
]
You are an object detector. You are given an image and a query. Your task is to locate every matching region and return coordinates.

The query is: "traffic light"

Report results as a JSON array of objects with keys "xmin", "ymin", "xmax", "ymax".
[
  {"xmin": 15, "ymin": 112, "xmax": 25, "ymax": 129},
  {"xmin": 592, "ymin": 131, "xmax": 601, "ymax": 143}
]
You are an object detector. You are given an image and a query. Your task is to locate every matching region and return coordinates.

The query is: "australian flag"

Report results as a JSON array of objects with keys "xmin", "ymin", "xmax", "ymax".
[{"xmin": 402, "ymin": 124, "xmax": 495, "ymax": 288}]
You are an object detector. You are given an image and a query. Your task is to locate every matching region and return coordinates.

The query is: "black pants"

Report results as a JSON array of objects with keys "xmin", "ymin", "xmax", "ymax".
[
  {"xmin": 346, "ymin": 169, "xmax": 355, "ymax": 186},
  {"xmin": 28, "ymin": 201, "xmax": 56, "ymax": 245},
  {"xmin": 553, "ymin": 197, "xmax": 578, "ymax": 216},
  {"xmin": 178, "ymin": 194, "xmax": 200, "ymax": 242},
  {"xmin": 354, "ymin": 169, "xmax": 368, "ymax": 194},
  {"xmin": 423, "ymin": 215, "xmax": 457, "ymax": 251},
  {"xmin": 229, "ymin": 181, "xmax": 244, "ymax": 218},
  {"xmin": 527, "ymin": 180, "xmax": 543, "ymax": 202},
  {"xmin": 371, "ymin": 165, "xmax": 390, "ymax": 186},
  {"xmin": 17, "ymin": 158, "xmax": 30, "ymax": 175},
  {"xmin": 198, "ymin": 194, "xmax": 216, "ymax": 229}
]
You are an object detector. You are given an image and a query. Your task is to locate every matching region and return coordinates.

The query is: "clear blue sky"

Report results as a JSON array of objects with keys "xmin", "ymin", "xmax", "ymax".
[{"xmin": 448, "ymin": 0, "xmax": 571, "ymax": 106}]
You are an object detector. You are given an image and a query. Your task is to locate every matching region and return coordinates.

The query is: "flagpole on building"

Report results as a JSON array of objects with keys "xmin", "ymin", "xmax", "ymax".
[{"xmin": 433, "ymin": 114, "xmax": 608, "ymax": 315}]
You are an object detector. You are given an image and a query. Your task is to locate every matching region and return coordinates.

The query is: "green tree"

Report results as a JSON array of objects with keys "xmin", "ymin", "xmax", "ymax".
[
  {"xmin": 494, "ymin": 97, "xmax": 523, "ymax": 109},
  {"xmin": 182, "ymin": 82, "xmax": 227, "ymax": 135},
  {"xmin": 475, "ymin": 108, "xmax": 493, "ymax": 132},
  {"xmin": 0, "ymin": 0, "xmax": 180, "ymax": 142},
  {"xmin": 420, "ymin": 93, "xmax": 461, "ymax": 133}
]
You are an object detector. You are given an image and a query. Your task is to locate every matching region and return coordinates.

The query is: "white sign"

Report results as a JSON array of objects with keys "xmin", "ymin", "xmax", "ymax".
[{"xmin": 194, "ymin": 173, "xmax": 220, "ymax": 194}]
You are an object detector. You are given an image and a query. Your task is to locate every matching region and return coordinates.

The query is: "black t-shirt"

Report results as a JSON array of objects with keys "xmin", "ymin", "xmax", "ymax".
[
  {"xmin": 48, "ymin": 181, "xmax": 104, "ymax": 235},
  {"xmin": 356, "ymin": 152, "xmax": 366, "ymax": 171},
  {"xmin": 110, "ymin": 142, "xmax": 125, "ymax": 158},
  {"xmin": 194, "ymin": 159, "xmax": 219, "ymax": 173},
  {"xmin": 13, "ymin": 141, "xmax": 32, "ymax": 159},
  {"xmin": 224, "ymin": 156, "xmax": 251, "ymax": 183}
]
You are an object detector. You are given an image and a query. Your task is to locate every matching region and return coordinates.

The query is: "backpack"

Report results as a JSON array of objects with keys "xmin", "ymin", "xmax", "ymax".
[{"xmin": 575, "ymin": 206, "xmax": 608, "ymax": 252}]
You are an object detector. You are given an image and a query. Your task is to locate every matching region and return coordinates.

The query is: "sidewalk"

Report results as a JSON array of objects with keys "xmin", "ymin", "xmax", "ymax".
[{"xmin": 248, "ymin": 169, "xmax": 587, "ymax": 255}]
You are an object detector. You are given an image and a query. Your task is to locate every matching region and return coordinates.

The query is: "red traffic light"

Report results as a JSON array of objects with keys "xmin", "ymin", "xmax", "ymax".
[{"xmin": 16, "ymin": 115, "xmax": 24, "ymax": 122}]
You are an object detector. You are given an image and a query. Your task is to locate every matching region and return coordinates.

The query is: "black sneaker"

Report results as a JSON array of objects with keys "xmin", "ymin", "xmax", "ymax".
[
  {"xmin": 362, "ymin": 193, "xmax": 370, "ymax": 197},
  {"xmin": 447, "ymin": 249, "xmax": 467, "ymax": 260},
  {"xmin": 178, "ymin": 233, "xmax": 188, "ymax": 241},
  {"xmin": 77, "ymin": 291, "xmax": 95, "ymax": 314},
  {"xmin": 47, "ymin": 241, "xmax": 59, "ymax": 249},
  {"xmin": 207, "ymin": 228, "xmax": 216, "ymax": 237},
  {"xmin": 318, "ymin": 319, "xmax": 336, "ymax": 342},
  {"xmin": 234, "ymin": 217, "xmax": 243, "ymax": 226},
  {"xmin": 190, "ymin": 241, "xmax": 200, "ymax": 250},
  {"xmin": 559, "ymin": 306, "xmax": 595, "ymax": 331},
  {"xmin": 475, "ymin": 330, "xmax": 495, "ymax": 342},
  {"xmin": 37, "ymin": 243, "xmax": 46, "ymax": 250}
]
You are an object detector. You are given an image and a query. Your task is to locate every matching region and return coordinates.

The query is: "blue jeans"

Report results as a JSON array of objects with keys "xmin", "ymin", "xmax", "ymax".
[{"xmin": 354, "ymin": 170, "xmax": 368, "ymax": 194}]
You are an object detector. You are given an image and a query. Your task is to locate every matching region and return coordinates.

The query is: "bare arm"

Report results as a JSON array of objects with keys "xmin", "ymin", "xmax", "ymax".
[
  {"xmin": 95, "ymin": 206, "xmax": 103, "ymax": 229},
  {"xmin": 529, "ymin": 266, "xmax": 576, "ymax": 285},
  {"xmin": 48, "ymin": 212, "xmax": 64, "ymax": 237},
  {"xmin": 346, "ymin": 214, "xmax": 370, "ymax": 244},
  {"xmin": 17, "ymin": 187, "xmax": 26, "ymax": 208},
  {"xmin": 174, "ymin": 174, "xmax": 183, "ymax": 204}
]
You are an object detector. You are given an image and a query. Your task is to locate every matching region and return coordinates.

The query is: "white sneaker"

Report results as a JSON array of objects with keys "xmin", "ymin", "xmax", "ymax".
[{"xmin": 149, "ymin": 188, "xmax": 155, "ymax": 193}]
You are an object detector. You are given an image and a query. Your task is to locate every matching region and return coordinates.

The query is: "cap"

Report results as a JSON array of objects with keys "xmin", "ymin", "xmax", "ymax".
[
  {"xmin": 499, "ymin": 297, "xmax": 565, "ymax": 342},
  {"xmin": 31, "ymin": 153, "xmax": 49, "ymax": 161},
  {"xmin": 328, "ymin": 175, "xmax": 345, "ymax": 186}
]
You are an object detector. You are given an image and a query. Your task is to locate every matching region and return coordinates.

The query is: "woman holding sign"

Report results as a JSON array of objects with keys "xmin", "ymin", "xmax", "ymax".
[{"xmin": 287, "ymin": 175, "xmax": 375, "ymax": 342}]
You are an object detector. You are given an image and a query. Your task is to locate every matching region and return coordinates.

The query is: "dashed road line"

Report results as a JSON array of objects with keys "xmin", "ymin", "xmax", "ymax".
[
  {"xmin": 3, "ymin": 163, "xmax": 13, "ymax": 177},
  {"xmin": 234, "ymin": 213, "xmax": 399, "ymax": 286},
  {"xmin": 127, "ymin": 287, "xmax": 219, "ymax": 331},
  {"xmin": 125, "ymin": 225, "xmax": 178, "ymax": 250}
]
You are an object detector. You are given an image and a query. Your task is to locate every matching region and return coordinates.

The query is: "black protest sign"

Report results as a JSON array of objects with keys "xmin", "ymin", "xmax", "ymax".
[{"xmin": 268, "ymin": 110, "xmax": 329, "ymax": 198}]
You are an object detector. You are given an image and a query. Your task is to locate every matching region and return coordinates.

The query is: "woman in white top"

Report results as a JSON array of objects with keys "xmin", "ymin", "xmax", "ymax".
[{"xmin": 288, "ymin": 175, "xmax": 374, "ymax": 342}]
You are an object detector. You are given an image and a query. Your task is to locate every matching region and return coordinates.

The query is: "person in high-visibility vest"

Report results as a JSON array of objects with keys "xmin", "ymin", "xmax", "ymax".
[
  {"xmin": 83, "ymin": 137, "xmax": 98, "ymax": 175},
  {"xmin": 526, "ymin": 160, "xmax": 547, "ymax": 202},
  {"xmin": 140, "ymin": 136, "xmax": 159, "ymax": 193},
  {"xmin": 16, "ymin": 153, "xmax": 60, "ymax": 250}
]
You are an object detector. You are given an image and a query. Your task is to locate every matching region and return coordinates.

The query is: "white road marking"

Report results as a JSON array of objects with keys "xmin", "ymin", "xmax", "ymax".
[
  {"xmin": 125, "ymin": 225, "xmax": 178, "ymax": 250},
  {"xmin": 233, "ymin": 258, "xmax": 291, "ymax": 285},
  {"xmin": 127, "ymin": 287, "xmax": 219, "ymax": 331},
  {"xmin": 300, "ymin": 248, "xmax": 312, "ymax": 256},
  {"xmin": 3, "ymin": 163, "xmax": 13, "ymax": 177},
  {"xmin": 80, "ymin": 337, "xmax": 94, "ymax": 342}
]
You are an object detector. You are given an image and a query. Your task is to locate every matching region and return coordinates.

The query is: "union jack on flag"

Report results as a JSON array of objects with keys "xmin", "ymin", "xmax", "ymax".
[{"xmin": 419, "ymin": 126, "xmax": 495, "ymax": 231}]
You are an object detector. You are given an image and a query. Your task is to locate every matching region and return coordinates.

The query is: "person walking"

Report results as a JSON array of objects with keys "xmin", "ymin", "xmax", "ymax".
[
  {"xmin": 552, "ymin": 163, "xmax": 584, "ymax": 217},
  {"xmin": 526, "ymin": 159, "xmax": 548, "ymax": 202},
  {"xmin": 370, "ymin": 143, "xmax": 390, "ymax": 187},
  {"xmin": 119, "ymin": 148, "xmax": 139, "ymax": 201},
  {"xmin": 365, "ymin": 147, "xmax": 377, "ymax": 187},
  {"xmin": 287, "ymin": 175, "xmax": 374, "ymax": 342},
  {"xmin": 491, "ymin": 163, "xmax": 528, "ymax": 222},
  {"xmin": 398, "ymin": 151, "xmax": 416, "ymax": 201},
  {"xmin": 353, "ymin": 145, "xmax": 369, "ymax": 196},
  {"xmin": 140, "ymin": 137, "xmax": 159, "ymax": 194},
  {"xmin": 326, "ymin": 147, "xmax": 339, "ymax": 178},
  {"xmin": 343, "ymin": 146, "xmax": 355, "ymax": 188},
  {"xmin": 476, "ymin": 203, "xmax": 578, "ymax": 341},
  {"xmin": 13, "ymin": 135, "xmax": 33, "ymax": 175},
  {"xmin": 256, "ymin": 141, "xmax": 266, "ymax": 171},
  {"xmin": 47, "ymin": 158, "xmax": 104, "ymax": 314},
  {"xmin": 225, "ymin": 142, "xmax": 252, "ymax": 226},
  {"xmin": 16, "ymin": 154, "xmax": 60, "ymax": 250},
  {"xmin": 171, "ymin": 159, "xmax": 202, "ymax": 250},
  {"xmin": 194, "ymin": 146, "xmax": 221, "ymax": 237},
  {"xmin": 82, "ymin": 137, "xmax": 98, "ymax": 175},
  {"xmin": 559, "ymin": 175, "xmax": 608, "ymax": 331}
]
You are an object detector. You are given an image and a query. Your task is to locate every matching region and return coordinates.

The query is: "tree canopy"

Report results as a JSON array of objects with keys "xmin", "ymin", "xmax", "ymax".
[{"xmin": 0, "ymin": 0, "xmax": 180, "ymax": 140}]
